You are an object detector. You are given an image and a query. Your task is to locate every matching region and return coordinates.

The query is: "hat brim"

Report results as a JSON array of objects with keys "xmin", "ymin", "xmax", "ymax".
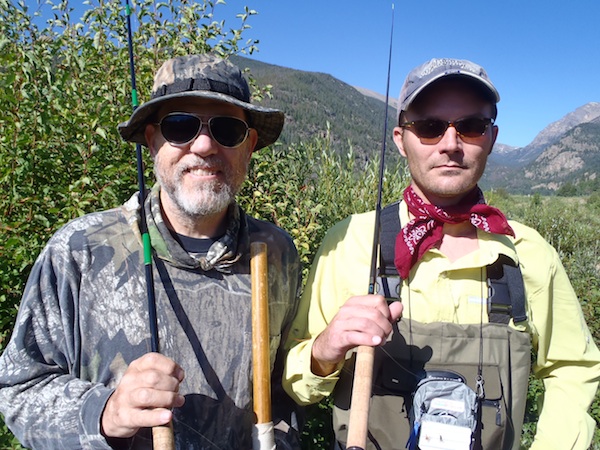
[{"xmin": 118, "ymin": 91, "xmax": 284, "ymax": 151}]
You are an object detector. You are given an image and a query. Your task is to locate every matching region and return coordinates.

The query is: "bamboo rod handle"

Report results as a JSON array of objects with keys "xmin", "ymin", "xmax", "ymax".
[
  {"xmin": 345, "ymin": 345, "xmax": 375, "ymax": 450},
  {"xmin": 152, "ymin": 422, "xmax": 175, "ymax": 450},
  {"xmin": 251, "ymin": 242, "xmax": 271, "ymax": 424}
]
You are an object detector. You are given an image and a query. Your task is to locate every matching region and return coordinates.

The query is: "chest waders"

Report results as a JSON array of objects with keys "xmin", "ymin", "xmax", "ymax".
[{"xmin": 333, "ymin": 202, "xmax": 531, "ymax": 450}]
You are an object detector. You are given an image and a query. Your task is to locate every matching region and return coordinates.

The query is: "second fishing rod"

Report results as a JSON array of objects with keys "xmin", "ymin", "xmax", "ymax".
[{"xmin": 346, "ymin": 4, "xmax": 395, "ymax": 450}]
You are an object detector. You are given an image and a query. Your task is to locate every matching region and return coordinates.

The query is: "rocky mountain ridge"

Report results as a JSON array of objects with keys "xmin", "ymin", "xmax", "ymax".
[
  {"xmin": 500, "ymin": 102, "xmax": 600, "ymax": 165},
  {"xmin": 233, "ymin": 55, "xmax": 599, "ymax": 195},
  {"xmin": 484, "ymin": 104, "xmax": 600, "ymax": 193}
]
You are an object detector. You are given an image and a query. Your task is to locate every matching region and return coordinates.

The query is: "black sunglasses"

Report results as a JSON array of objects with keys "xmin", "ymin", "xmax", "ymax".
[
  {"xmin": 158, "ymin": 113, "xmax": 250, "ymax": 148},
  {"xmin": 401, "ymin": 117, "xmax": 494, "ymax": 141}
]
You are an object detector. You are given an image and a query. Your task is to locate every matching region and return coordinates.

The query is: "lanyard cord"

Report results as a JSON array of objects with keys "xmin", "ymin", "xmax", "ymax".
[
  {"xmin": 406, "ymin": 278, "xmax": 414, "ymax": 362},
  {"xmin": 477, "ymin": 267, "xmax": 486, "ymax": 399}
]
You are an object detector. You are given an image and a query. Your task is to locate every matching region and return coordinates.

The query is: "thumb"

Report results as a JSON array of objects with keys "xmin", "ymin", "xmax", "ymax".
[{"xmin": 389, "ymin": 301, "xmax": 403, "ymax": 322}]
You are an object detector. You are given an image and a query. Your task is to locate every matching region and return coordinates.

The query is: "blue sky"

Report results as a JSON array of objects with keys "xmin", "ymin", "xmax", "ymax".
[
  {"xmin": 26, "ymin": 0, "xmax": 600, "ymax": 148},
  {"xmin": 219, "ymin": 1, "xmax": 600, "ymax": 148}
]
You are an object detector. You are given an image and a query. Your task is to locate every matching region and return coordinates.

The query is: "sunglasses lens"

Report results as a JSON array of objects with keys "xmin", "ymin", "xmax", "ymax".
[
  {"xmin": 209, "ymin": 117, "xmax": 249, "ymax": 147},
  {"xmin": 455, "ymin": 118, "xmax": 491, "ymax": 137},
  {"xmin": 404, "ymin": 118, "xmax": 492, "ymax": 140},
  {"xmin": 412, "ymin": 120, "xmax": 448, "ymax": 139},
  {"xmin": 160, "ymin": 114, "xmax": 201, "ymax": 144}
]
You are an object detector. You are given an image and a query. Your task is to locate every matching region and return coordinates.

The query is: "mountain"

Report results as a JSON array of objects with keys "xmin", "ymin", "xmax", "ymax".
[
  {"xmin": 230, "ymin": 55, "xmax": 398, "ymax": 164},
  {"xmin": 514, "ymin": 102, "xmax": 600, "ymax": 165},
  {"xmin": 524, "ymin": 117, "xmax": 600, "ymax": 192},
  {"xmin": 232, "ymin": 55, "xmax": 599, "ymax": 195},
  {"xmin": 488, "ymin": 143, "xmax": 521, "ymax": 167},
  {"xmin": 353, "ymin": 86, "xmax": 399, "ymax": 111},
  {"xmin": 483, "ymin": 104, "xmax": 600, "ymax": 194}
]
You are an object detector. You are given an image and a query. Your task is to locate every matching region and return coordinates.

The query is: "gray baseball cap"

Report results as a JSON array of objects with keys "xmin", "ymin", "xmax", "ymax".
[
  {"xmin": 118, "ymin": 54, "xmax": 284, "ymax": 150},
  {"xmin": 398, "ymin": 58, "xmax": 500, "ymax": 117}
]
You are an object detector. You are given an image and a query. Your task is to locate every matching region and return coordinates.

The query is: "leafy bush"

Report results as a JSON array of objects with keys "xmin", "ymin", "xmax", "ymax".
[
  {"xmin": 239, "ymin": 129, "xmax": 407, "ymax": 279},
  {"xmin": 588, "ymin": 191, "xmax": 600, "ymax": 210}
]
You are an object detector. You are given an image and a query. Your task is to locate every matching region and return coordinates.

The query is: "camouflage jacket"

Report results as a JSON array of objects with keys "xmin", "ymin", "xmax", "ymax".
[{"xmin": 0, "ymin": 186, "xmax": 301, "ymax": 449}]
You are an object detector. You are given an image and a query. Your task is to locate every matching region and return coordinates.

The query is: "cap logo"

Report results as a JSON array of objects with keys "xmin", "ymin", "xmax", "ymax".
[{"xmin": 420, "ymin": 58, "xmax": 469, "ymax": 76}]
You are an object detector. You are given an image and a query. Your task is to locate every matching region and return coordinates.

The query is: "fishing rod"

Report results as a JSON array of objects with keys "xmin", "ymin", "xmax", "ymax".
[
  {"xmin": 346, "ymin": 4, "xmax": 395, "ymax": 450},
  {"xmin": 124, "ymin": 1, "xmax": 174, "ymax": 448}
]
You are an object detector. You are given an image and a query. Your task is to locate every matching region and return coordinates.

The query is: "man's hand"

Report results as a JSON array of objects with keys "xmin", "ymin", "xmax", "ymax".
[
  {"xmin": 101, "ymin": 352, "xmax": 186, "ymax": 439},
  {"xmin": 311, "ymin": 295, "xmax": 403, "ymax": 376}
]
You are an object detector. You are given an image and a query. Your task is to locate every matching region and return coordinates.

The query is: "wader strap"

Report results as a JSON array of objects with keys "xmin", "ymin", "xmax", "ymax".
[
  {"xmin": 378, "ymin": 201, "xmax": 401, "ymax": 276},
  {"xmin": 486, "ymin": 254, "xmax": 527, "ymax": 324},
  {"xmin": 376, "ymin": 201, "xmax": 402, "ymax": 298}
]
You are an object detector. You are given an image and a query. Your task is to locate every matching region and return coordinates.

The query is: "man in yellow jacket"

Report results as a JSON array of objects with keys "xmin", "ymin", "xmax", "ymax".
[{"xmin": 283, "ymin": 58, "xmax": 600, "ymax": 449}]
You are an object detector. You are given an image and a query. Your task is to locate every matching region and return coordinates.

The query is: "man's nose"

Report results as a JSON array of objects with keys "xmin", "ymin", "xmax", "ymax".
[
  {"xmin": 189, "ymin": 124, "xmax": 218, "ymax": 156},
  {"xmin": 437, "ymin": 124, "xmax": 461, "ymax": 152}
]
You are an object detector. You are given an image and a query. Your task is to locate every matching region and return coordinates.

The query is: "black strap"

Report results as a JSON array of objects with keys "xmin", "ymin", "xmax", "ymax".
[
  {"xmin": 376, "ymin": 202, "xmax": 402, "ymax": 299},
  {"xmin": 378, "ymin": 201, "xmax": 401, "ymax": 277},
  {"xmin": 487, "ymin": 255, "xmax": 527, "ymax": 324},
  {"xmin": 376, "ymin": 202, "xmax": 527, "ymax": 324}
]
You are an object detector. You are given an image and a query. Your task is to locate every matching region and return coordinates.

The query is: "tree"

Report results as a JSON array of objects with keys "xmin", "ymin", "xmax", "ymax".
[{"xmin": 556, "ymin": 181, "xmax": 578, "ymax": 197}]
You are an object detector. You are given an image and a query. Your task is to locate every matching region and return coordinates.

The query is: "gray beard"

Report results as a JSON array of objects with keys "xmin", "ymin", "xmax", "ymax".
[
  {"xmin": 154, "ymin": 155, "xmax": 246, "ymax": 219},
  {"xmin": 165, "ymin": 179, "xmax": 235, "ymax": 218}
]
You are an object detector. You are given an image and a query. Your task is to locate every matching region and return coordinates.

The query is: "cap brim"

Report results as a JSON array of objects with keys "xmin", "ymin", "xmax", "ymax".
[{"xmin": 118, "ymin": 91, "xmax": 284, "ymax": 151}]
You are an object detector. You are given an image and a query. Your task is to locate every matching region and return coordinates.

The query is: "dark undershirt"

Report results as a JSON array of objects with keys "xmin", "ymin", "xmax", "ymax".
[{"xmin": 172, "ymin": 232, "xmax": 217, "ymax": 255}]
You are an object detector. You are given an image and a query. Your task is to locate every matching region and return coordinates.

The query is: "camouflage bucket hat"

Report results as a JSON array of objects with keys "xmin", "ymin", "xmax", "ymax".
[
  {"xmin": 397, "ymin": 58, "xmax": 500, "ymax": 119},
  {"xmin": 118, "ymin": 54, "xmax": 284, "ymax": 150}
]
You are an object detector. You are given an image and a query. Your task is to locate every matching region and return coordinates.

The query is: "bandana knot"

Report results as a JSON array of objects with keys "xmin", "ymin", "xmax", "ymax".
[{"xmin": 394, "ymin": 186, "xmax": 514, "ymax": 278}]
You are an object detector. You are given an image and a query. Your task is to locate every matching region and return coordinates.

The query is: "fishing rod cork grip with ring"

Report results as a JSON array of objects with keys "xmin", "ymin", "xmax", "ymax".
[
  {"xmin": 124, "ymin": 1, "xmax": 174, "ymax": 449},
  {"xmin": 346, "ymin": 4, "xmax": 395, "ymax": 450},
  {"xmin": 251, "ymin": 242, "xmax": 276, "ymax": 450}
]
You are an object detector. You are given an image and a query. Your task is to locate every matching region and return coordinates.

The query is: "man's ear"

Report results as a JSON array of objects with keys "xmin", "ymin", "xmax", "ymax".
[
  {"xmin": 144, "ymin": 124, "xmax": 159, "ymax": 159},
  {"xmin": 393, "ymin": 127, "xmax": 407, "ymax": 158},
  {"xmin": 246, "ymin": 128, "xmax": 259, "ymax": 161}
]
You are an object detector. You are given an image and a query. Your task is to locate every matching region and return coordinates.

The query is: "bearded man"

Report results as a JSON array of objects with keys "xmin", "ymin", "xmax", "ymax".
[{"xmin": 0, "ymin": 54, "xmax": 301, "ymax": 450}]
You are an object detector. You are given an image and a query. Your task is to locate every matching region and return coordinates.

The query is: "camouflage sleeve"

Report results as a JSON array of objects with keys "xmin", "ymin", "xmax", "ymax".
[{"xmin": 0, "ymin": 226, "xmax": 115, "ymax": 449}]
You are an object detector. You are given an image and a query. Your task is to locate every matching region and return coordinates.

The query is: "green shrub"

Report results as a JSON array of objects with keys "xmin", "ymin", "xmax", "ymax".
[
  {"xmin": 588, "ymin": 191, "xmax": 600, "ymax": 210},
  {"xmin": 238, "ymin": 129, "xmax": 408, "ymax": 283}
]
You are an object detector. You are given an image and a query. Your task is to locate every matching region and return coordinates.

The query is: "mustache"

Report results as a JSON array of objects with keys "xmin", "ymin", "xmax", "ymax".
[{"xmin": 177, "ymin": 155, "xmax": 226, "ymax": 174}]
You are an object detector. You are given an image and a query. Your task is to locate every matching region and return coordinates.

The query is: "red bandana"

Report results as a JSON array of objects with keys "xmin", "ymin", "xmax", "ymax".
[{"xmin": 394, "ymin": 185, "xmax": 515, "ymax": 279}]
